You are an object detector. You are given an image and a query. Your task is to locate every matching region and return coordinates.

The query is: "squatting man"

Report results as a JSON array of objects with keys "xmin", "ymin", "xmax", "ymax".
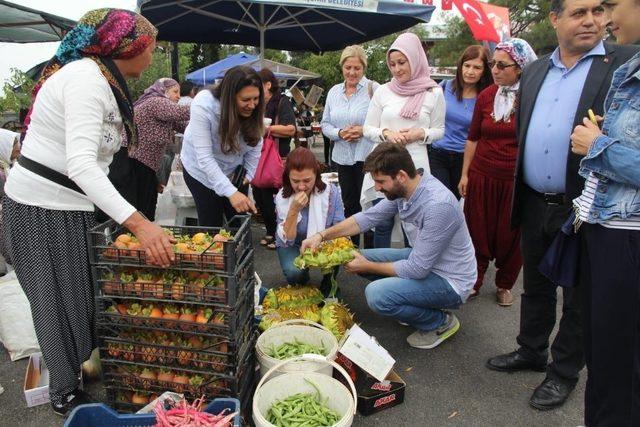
[{"xmin": 301, "ymin": 143, "xmax": 477, "ymax": 349}]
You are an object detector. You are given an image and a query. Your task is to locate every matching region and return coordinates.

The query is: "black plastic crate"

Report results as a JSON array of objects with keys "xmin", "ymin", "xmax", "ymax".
[
  {"xmin": 88, "ymin": 215, "xmax": 251, "ymax": 274},
  {"xmin": 96, "ymin": 280, "xmax": 255, "ymax": 341},
  {"xmin": 92, "ymin": 249, "xmax": 254, "ymax": 307},
  {"xmin": 104, "ymin": 346, "xmax": 256, "ymax": 413}
]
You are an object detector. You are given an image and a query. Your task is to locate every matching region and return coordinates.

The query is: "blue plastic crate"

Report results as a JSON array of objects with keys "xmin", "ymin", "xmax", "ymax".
[{"xmin": 63, "ymin": 398, "xmax": 240, "ymax": 427}]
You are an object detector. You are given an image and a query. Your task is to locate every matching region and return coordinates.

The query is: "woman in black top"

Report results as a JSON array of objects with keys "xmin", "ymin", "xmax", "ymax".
[{"xmin": 255, "ymin": 68, "xmax": 297, "ymax": 249}]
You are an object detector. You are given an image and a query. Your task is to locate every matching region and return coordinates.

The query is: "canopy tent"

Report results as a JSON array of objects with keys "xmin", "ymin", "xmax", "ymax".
[
  {"xmin": 138, "ymin": 0, "xmax": 435, "ymax": 56},
  {"xmin": 0, "ymin": 0, "xmax": 76, "ymax": 43},
  {"xmin": 186, "ymin": 51, "xmax": 320, "ymax": 86}
]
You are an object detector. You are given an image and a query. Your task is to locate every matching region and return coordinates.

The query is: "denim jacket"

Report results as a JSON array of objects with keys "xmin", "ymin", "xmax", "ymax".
[{"xmin": 577, "ymin": 52, "xmax": 640, "ymax": 222}]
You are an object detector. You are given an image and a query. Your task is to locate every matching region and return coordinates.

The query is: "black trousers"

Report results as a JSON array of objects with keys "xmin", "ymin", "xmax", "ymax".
[
  {"xmin": 337, "ymin": 162, "xmax": 365, "ymax": 246},
  {"xmin": 323, "ymin": 135, "xmax": 333, "ymax": 169},
  {"xmin": 428, "ymin": 146, "xmax": 463, "ymax": 199},
  {"xmin": 252, "ymin": 185, "xmax": 278, "ymax": 237},
  {"xmin": 183, "ymin": 168, "xmax": 244, "ymax": 227},
  {"xmin": 516, "ymin": 189, "xmax": 584, "ymax": 383},
  {"xmin": 581, "ymin": 223, "xmax": 640, "ymax": 426}
]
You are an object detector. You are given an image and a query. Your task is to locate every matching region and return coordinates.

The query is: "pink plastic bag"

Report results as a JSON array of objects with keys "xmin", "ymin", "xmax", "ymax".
[{"xmin": 252, "ymin": 134, "xmax": 283, "ymax": 189}]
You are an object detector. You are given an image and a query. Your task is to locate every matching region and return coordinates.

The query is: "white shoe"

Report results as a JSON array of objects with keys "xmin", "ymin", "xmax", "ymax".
[{"xmin": 406, "ymin": 312, "xmax": 460, "ymax": 349}]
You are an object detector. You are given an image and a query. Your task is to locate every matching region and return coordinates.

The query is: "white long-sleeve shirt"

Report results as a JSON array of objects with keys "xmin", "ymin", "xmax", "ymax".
[
  {"xmin": 180, "ymin": 90, "xmax": 262, "ymax": 197},
  {"xmin": 363, "ymin": 83, "xmax": 445, "ymax": 173},
  {"xmin": 5, "ymin": 58, "xmax": 136, "ymax": 224}
]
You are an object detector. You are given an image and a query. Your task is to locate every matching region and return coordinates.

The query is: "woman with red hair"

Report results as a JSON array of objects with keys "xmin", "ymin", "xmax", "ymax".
[{"xmin": 275, "ymin": 147, "xmax": 345, "ymax": 294}]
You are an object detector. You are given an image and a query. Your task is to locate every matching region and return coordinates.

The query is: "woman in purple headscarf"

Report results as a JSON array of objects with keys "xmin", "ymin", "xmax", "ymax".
[
  {"xmin": 458, "ymin": 38, "xmax": 537, "ymax": 306},
  {"xmin": 109, "ymin": 77, "xmax": 190, "ymax": 220},
  {"xmin": 362, "ymin": 32, "xmax": 446, "ymax": 248}
]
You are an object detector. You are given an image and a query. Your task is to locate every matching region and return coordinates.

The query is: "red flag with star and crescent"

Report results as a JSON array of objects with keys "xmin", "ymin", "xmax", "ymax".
[{"xmin": 452, "ymin": 0, "xmax": 501, "ymax": 42}]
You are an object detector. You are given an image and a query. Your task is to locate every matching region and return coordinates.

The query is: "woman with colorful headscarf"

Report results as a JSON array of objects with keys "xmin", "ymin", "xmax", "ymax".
[
  {"xmin": 457, "ymin": 38, "xmax": 537, "ymax": 306},
  {"xmin": 2, "ymin": 9, "xmax": 174, "ymax": 416},
  {"xmin": 362, "ymin": 32, "xmax": 446, "ymax": 248},
  {"xmin": 109, "ymin": 77, "xmax": 190, "ymax": 220}
]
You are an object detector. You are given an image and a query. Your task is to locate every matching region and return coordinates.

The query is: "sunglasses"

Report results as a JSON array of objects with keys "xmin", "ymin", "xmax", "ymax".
[{"xmin": 489, "ymin": 60, "xmax": 518, "ymax": 70}]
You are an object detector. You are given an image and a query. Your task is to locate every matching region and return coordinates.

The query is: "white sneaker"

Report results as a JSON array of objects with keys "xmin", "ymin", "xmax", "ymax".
[{"xmin": 406, "ymin": 312, "xmax": 460, "ymax": 349}]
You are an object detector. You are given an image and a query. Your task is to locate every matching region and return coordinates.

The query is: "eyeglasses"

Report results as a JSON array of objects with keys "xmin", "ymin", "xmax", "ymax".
[{"xmin": 488, "ymin": 60, "xmax": 518, "ymax": 70}]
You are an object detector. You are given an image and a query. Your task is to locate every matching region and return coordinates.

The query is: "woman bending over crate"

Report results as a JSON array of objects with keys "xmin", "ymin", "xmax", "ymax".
[
  {"xmin": 180, "ymin": 65, "xmax": 265, "ymax": 227},
  {"xmin": 2, "ymin": 9, "xmax": 175, "ymax": 417}
]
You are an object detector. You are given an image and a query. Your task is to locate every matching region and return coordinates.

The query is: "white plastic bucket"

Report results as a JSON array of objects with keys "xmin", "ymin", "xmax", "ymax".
[
  {"xmin": 253, "ymin": 355, "xmax": 357, "ymax": 427},
  {"xmin": 256, "ymin": 319, "xmax": 339, "ymax": 378}
]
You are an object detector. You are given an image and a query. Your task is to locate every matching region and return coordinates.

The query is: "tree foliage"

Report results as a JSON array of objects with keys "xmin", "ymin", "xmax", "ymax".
[{"xmin": 0, "ymin": 68, "xmax": 34, "ymax": 113}]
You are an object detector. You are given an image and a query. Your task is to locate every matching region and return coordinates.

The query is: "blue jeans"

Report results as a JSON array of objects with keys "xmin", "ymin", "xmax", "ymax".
[
  {"xmin": 360, "ymin": 248, "xmax": 462, "ymax": 331},
  {"xmin": 372, "ymin": 198, "xmax": 394, "ymax": 248},
  {"xmin": 276, "ymin": 245, "xmax": 336, "ymax": 290}
]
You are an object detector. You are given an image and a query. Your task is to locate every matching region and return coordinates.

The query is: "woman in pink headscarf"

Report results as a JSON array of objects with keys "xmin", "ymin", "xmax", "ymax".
[{"xmin": 362, "ymin": 32, "xmax": 445, "ymax": 247}]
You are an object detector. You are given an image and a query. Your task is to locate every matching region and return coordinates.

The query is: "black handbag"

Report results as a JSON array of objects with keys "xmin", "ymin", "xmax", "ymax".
[
  {"xmin": 230, "ymin": 164, "xmax": 247, "ymax": 190},
  {"xmin": 538, "ymin": 212, "xmax": 581, "ymax": 288}
]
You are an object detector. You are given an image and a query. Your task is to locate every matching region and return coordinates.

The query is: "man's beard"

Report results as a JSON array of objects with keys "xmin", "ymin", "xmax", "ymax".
[{"xmin": 382, "ymin": 182, "xmax": 405, "ymax": 201}]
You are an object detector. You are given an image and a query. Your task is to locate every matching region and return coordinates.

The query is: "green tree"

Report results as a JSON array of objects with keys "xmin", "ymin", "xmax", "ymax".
[
  {"xmin": 0, "ymin": 68, "xmax": 34, "ymax": 113},
  {"xmin": 429, "ymin": 16, "xmax": 475, "ymax": 66}
]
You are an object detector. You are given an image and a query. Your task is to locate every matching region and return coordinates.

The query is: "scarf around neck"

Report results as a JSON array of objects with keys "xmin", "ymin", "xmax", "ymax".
[
  {"xmin": 492, "ymin": 82, "xmax": 520, "ymax": 123},
  {"xmin": 386, "ymin": 32, "xmax": 438, "ymax": 120}
]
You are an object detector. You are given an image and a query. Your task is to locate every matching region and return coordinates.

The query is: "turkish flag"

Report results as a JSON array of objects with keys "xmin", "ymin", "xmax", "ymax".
[
  {"xmin": 453, "ymin": 0, "xmax": 501, "ymax": 42},
  {"xmin": 442, "ymin": 0, "xmax": 453, "ymax": 10}
]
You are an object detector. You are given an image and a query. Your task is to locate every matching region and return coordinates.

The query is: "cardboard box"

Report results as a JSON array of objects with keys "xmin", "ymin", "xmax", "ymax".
[
  {"xmin": 23, "ymin": 353, "xmax": 50, "ymax": 407},
  {"xmin": 334, "ymin": 352, "xmax": 406, "ymax": 416},
  {"xmin": 339, "ymin": 324, "xmax": 395, "ymax": 382},
  {"xmin": 23, "ymin": 353, "xmax": 82, "ymax": 407}
]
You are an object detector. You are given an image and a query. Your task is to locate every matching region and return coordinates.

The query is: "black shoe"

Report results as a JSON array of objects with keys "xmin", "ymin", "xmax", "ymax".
[
  {"xmin": 529, "ymin": 377, "xmax": 575, "ymax": 410},
  {"xmin": 486, "ymin": 350, "xmax": 547, "ymax": 373},
  {"xmin": 51, "ymin": 389, "xmax": 95, "ymax": 417}
]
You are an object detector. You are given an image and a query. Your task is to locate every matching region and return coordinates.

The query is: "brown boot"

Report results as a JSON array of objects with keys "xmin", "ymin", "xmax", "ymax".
[{"xmin": 496, "ymin": 288, "xmax": 513, "ymax": 306}]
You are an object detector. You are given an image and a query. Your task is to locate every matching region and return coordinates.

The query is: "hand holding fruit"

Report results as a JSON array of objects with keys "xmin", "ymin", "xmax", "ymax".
[
  {"xmin": 228, "ymin": 191, "xmax": 257, "ymax": 214},
  {"xmin": 345, "ymin": 251, "xmax": 370, "ymax": 274},
  {"xmin": 291, "ymin": 191, "xmax": 309, "ymax": 212},
  {"xmin": 124, "ymin": 213, "xmax": 175, "ymax": 267},
  {"xmin": 571, "ymin": 117, "xmax": 603, "ymax": 156},
  {"xmin": 300, "ymin": 232, "xmax": 323, "ymax": 254}
]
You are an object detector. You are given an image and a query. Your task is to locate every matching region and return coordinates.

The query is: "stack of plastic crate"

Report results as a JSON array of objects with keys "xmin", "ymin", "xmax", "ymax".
[{"xmin": 87, "ymin": 215, "xmax": 257, "ymax": 414}]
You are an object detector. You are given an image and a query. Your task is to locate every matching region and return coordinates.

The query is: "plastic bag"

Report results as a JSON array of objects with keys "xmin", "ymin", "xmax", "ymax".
[{"xmin": 0, "ymin": 271, "xmax": 40, "ymax": 361}]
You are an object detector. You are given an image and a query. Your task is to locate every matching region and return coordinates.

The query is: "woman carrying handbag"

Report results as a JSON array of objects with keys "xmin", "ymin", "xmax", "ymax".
[{"xmin": 253, "ymin": 69, "xmax": 296, "ymax": 250}]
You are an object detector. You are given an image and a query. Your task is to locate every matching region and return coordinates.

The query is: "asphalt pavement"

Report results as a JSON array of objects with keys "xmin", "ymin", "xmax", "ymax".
[
  {"xmin": 0, "ymin": 144, "xmax": 585, "ymax": 426},
  {"xmin": 0, "ymin": 226, "xmax": 585, "ymax": 427}
]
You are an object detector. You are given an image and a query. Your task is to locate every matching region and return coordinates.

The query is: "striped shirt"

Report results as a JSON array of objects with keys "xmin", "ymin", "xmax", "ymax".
[
  {"xmin": 353, "ymin": 175, "xmax": 477, "ymax": 300},
  {"xmin": 575, "ymin": 173, "xmax": 640, "ymax": 230},
  {"xmin": 321, "ymin": 77, "xmax": 377, "ymax": 165}
]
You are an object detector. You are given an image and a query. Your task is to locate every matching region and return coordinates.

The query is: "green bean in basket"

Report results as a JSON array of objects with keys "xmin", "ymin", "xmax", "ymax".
[
  {"xmin": 266, "ymin": 380, "xmax": 341, "ymax": 427},
  {"xmin": 267, "ymin": 339, "xmax": 327, "ymax": 360}
]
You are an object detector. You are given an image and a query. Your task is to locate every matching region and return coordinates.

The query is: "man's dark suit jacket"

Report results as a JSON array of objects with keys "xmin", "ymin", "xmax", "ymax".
[{"xmin": 511, "ymin": 42, "xmax": 639, "ymax": 228}]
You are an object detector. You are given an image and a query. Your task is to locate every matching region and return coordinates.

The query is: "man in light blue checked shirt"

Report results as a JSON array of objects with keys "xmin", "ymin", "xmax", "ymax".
[{"xmin": 301, "ymin": 143, "xmax": 476, "ymax": 349}]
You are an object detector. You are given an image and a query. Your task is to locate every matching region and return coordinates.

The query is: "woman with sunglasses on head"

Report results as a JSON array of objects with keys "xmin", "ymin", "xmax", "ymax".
[
  {"xmin": 570, "ymin": 1, "xmax": 640, "ymax": 423},
  {"xmin": 458, "ymin": 38, "xmax": 537, "ymax": 306}
]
